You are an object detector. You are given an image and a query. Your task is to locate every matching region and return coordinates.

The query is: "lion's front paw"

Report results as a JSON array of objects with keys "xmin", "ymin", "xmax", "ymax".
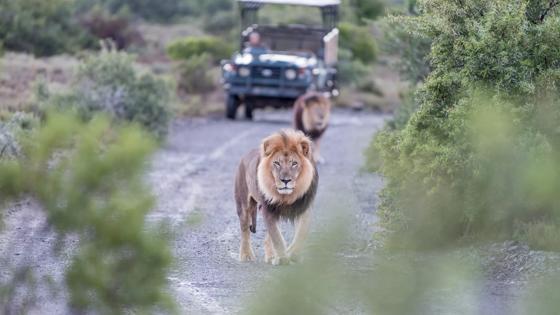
[
  {"xmin": 264, "ymin": 253, "xmax": 274, "ymax": 264},
  {"xmin": 239, "ymin": 248, "xmax": 256, "ymax": 262},
  {"xmin": 272, "ymin": 256, "xmax": 290, "ymax": 266}
]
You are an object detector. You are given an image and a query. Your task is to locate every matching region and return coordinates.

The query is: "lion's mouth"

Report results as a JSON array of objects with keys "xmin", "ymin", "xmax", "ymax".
[{"xmin": 277, "ymin": 187, "xmax": 294, "ymax": 194}]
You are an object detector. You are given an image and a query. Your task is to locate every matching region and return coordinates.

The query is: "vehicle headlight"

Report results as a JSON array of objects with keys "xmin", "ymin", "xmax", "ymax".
[
  {"xmin": 222, "ymin": 63, "xmax": 235, "ymax": 73},
  {"xmin": 238, "ymin": 67, "xmax": 251, "ymax": 77},
  {"xmin": 285, "ymin": 69, "xmax": 297, "ymax": 80}
]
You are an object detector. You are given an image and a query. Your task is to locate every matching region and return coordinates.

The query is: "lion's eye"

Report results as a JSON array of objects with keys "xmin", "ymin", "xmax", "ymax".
[
  {"xmin": 273, "ymin": 161, "xmax": 281, "ymax": 168},
  {"xmin": 291, "ymin": 161, "xmax": 298, "ymax": 167}
]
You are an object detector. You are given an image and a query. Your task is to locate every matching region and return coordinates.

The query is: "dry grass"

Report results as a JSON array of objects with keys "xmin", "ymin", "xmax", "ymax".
[
  {"xmin": 0, "ymin": 53, "xmax": 78, "ymax": 114},
  {"xmin": 335, "ymin": 56, "xmax": 406, "ymax": 113}
]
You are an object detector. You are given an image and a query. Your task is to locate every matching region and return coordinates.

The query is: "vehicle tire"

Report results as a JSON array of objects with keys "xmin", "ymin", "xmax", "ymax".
[
  {"xmin": 226, "ymin": 95, "xmax": 239, "ymax": 120},
  {"xmin": 244, "ymin": 104, "xmax": 253, "ymax": 120}
]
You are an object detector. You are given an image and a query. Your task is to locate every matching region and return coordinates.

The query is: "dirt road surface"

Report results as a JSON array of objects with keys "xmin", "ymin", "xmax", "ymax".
[
  {"xmin": 0, "ymin": 109, "xmax": 527, "ymax": 314},
  {"xmin": 148, "ymin": 109, "xmax": 385, "ymax": 314}
]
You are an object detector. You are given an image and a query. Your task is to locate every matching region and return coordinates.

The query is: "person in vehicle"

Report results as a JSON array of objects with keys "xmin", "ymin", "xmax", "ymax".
[{"xmin": 244, "ymin": 32, "xmax": 268, "ymax": 55}]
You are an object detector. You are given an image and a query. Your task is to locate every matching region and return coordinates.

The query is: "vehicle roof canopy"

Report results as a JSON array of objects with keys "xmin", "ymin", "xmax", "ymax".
[
  {"xmin": 238, "ymin": 0, "xmax": 339, "ymax": 29},
  {"xmin": 237, "ymin": 0, "xmax": 340, "ymax": 7}
]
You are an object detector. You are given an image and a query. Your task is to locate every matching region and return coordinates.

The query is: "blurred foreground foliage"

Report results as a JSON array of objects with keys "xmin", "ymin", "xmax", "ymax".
[
  {"xmin": 0, "ymin": 111, "xmax": 173, "ymax": 313},
  {"xmin": 375, "ymin": 93, "xmax": 560, "ymax": 249},
  {"xmin": 369, "ymin": 0, "xmax": 560, "ymax": 249},
  {"xmin": 243, "ymin": 205, "xmax": 560, "ymax": 315}
]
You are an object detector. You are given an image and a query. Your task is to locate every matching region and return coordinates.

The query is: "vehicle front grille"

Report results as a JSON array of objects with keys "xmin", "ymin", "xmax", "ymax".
[{"xmin": 251, "ymin": 66, "xmax": 282, "ymax": 80}]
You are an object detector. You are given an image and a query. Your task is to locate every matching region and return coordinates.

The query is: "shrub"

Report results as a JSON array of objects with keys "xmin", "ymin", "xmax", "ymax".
[
  {"xmin": 44, "ymin": 50, "xmax": 172, "ymax": 138},
  {"xmin": 85, "ymin": 0, "xmax": 195, "ymax": 22},
  {"xmin": 371, "ymin": 0, "xmax": 560, "ymax": 249},
  {"xmin": 337, "ymin": 48, "xmax": 370, "ymax": 85},
  {"xmin": 338, "ymin": 22, "xmax": 378, "ymax": 64},
  {"xmin": 79, "ymin": 5, "xmax": 143, "ymax": 49},
  {"xmin": 175, "ymin": 53, "xmax": 217, "ymax": 94},
  {"xmin": 167, "ymin": 36, "xmax": 233, "ymax": 64},
  {"xmin": 351, "ymin": 0, "xmax": 385, "ymax": 23},
  {"xmin": 197, "ymin": 0, "xmax": 233, "ymax": 15},
  {"xmin": 0, "ymin": 0, "xmax": 92, "ymax": 56},
  {"xmin": 381, "ymin": 13, "xmax": 431, "ymax": 85},
  {"xmin": 203, "ymin": 11, "xmax": 238, "ymax": 35},
  {"xmin": 0, "ymin": 112, "xmax": 173, "ymax": 313}
]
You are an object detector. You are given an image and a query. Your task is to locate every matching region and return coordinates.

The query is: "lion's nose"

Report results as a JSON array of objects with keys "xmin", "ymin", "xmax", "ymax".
[{"xmin": 281, "ymin": 179, "xmax": 291, "ymax": 185}]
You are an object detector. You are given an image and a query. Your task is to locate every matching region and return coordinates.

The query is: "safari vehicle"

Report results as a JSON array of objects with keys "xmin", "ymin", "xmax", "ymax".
[{"xmin": 221, "ymin": 0, "xmax": 339, "ymax": 119}]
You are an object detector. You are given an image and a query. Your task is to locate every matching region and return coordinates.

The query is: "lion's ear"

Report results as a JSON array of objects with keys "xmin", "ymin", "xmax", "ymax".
[
  {"xmin": 261, "ymin": 138, "xmax": 273, "ymax": 157},
  {"xmin": 300, "ymin": 137, "xmax": 312, "ymax": 159}
]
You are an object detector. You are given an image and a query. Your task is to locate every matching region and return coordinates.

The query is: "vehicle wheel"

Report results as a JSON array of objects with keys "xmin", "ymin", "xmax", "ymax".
[
  {"xmin": 244, "ymin": 104, "xmax": 253, "ymax": 120},
  {"xmin": 226, "ymin": 95, "xmax": 239, "ymax": 120}
]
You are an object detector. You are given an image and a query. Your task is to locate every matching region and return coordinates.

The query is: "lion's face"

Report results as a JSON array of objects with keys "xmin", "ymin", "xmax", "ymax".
[
  {"xmin": 257, "ymin": 130, "xmax": 315, "ymax": 203},
  {"xmin": 303, "ymin": 98, "xmax": 330, "ymax": 131},
  {"xmin": 269, "ymin": 150, "xmax": 304, "ymax": 194}
]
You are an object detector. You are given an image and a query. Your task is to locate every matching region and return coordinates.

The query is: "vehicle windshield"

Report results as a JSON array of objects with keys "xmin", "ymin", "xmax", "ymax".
[{"xmin": 242, "ymin": 25, "xmax": 327, "ymax": 57}]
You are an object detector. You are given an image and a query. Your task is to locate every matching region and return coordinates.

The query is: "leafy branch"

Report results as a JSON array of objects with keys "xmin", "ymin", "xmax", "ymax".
[{"xmin": 540, "ymin": 0, "xmax": 560, "ymax": 22}]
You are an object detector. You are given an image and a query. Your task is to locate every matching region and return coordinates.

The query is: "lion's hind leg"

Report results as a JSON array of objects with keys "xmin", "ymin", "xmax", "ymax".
[
  {"xmin": 313, "ymin": 139, "xmax": 325, "ymax": 164},
  {"xmin": 238, "ymin": 199, "xmax": 257, "ymax": 262}
]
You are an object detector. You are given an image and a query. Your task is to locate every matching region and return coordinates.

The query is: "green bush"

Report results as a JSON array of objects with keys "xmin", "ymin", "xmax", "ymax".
[
  {"xmin": 0, "ymin": 112, "xmax": 173, "ymax": 313},
  {"xmin": 0, "ymin": 0, "xmax": 92, "ymax": 56},
  {"xmin": 351, "ymin": 0, "xmax": 386, "ymax": 23},
  {"xmin": 167, "ymin": 36, "xmax": 232, "ymax": 64},
  {"xmin": 203, "ymin": 11, "xmax": 238, "ymax": 35},
  {"xmin": 337, "ymin": 48, "xmax": 370, "ymax": 85},
  {"xmin": 76, "ymin": 0, "xmax": 233, "ymax": 21},
  {"xmin": 81, "ymin": 0, "xmax": 195, "ymax": 22},
  {"xmin": 381, "ymin": 14, "xmax": 431, "ymax": 85},
  {"xmin": 79, "ymin": 5, "xmax": 143, "ymax": 49},
  {"xmin": 371, "ymin": 0, "xmax": 560, "ymax": 249},
  {"xmin": 338, "ymin": 22, "xmax": 378, "ymax": 64},
  {"xmin": 197, "ymin": 0, "xmax": 233, "ymax": 15},
  {"xmin": 44, "ymin": 50, "xmax": 172, "ymax": 138},
  {"xmin": 175, "ymin": 53, "xmax": 217, "ymax": 94}
]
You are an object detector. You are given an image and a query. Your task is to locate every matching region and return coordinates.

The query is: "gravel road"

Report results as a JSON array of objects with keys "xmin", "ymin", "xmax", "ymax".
[
  {"xmin": 148, "ymin": 109, "xmax": 386, "ymax": 314},
  {"xmin": 1, "ymin": 108, "xmax": 549, "ymax": 314}
]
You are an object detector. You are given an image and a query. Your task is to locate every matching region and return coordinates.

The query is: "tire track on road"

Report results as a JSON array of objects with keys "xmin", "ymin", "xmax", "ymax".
[
  {"xmin": 150, "ymin": 126, "xmax": 259, "ymax": 314},
  {"xmin": 148, "ymin": 127, "xmax": 258, "ymax": 225}
]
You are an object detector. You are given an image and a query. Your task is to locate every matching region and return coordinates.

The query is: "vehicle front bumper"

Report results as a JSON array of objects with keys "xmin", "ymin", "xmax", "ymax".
[{"xmin": 225, "ymin": 84, "xmax": 307, "ymax": 98}]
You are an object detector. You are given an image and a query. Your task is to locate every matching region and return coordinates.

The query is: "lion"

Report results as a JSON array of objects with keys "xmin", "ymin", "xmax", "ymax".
[
  {"xmin": 293, "ymin": 92, "xmax": 331, "ymax": 163},
  {"xmin": 234, "ymin": 129, "xmax": 318, "ymax": 265}
]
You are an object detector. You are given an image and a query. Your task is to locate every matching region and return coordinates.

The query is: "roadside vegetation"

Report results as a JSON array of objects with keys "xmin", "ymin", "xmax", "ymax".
[{"xmin": 368, "ymin": 0, "xmax": 560, "ymax": 250}]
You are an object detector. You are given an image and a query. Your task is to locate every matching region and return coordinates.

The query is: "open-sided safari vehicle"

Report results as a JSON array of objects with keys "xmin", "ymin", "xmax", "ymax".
[{"xmin": 221, "ymin": 0, "xmax": 339, "ymax": 119}]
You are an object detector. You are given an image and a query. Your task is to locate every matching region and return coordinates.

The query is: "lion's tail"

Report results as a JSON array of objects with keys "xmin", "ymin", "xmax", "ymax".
[{"xmin": 249, "ymin": 207, "xmax": 257, "ymax": 233}]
